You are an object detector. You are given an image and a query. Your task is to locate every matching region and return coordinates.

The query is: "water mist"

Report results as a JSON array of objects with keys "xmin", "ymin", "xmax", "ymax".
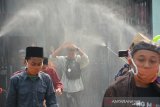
[{"xmin": 1, "ymin": 0, "xmax": 143, "ymax": 107}]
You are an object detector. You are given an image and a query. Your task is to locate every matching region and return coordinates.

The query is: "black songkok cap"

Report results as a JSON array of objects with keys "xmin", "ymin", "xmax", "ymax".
[{"xmin": 25, "ymin": 47, "xmax": 43, "ymax": 58}]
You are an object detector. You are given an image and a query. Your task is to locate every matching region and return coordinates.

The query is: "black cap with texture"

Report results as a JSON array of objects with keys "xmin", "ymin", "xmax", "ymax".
[
  {"xmin": 25, "ymin": 47, "xmax": 43, "ymax": 58},
  {"xmin": 131, "ymin": 42, "xmax": 160, "ymax": 56}
]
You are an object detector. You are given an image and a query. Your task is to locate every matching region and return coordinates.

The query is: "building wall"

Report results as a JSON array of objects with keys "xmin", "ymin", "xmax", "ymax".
[{"xmin": 152, "ymin": 0, "xmax": 160, "ymax": 37}]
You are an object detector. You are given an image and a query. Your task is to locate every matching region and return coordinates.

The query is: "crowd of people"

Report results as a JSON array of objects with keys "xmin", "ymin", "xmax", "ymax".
[
  {"xmin": 6, "ymin": 42, "xmax": 89, "ymax": 107},
  {"xmin": 4, "ymin": 33, "xmax": 160, "ymax": 107}
]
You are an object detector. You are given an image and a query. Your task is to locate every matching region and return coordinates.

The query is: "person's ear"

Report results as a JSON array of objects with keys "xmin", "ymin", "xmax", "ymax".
[{"xmin": 25, "ymin": 60, "xmax": 28, "ymax": 68}]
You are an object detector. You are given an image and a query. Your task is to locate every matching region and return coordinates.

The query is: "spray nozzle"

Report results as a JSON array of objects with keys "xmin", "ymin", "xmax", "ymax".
[{"xmin": 118, "ymin": 50, "xmax": 128, "ymax": 57}]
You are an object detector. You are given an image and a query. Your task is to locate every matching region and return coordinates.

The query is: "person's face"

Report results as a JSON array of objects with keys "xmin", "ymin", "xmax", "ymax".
[
  {"xmin": 26, "ymin": 57, "xmax": 43, "ymax": 75},
  {"xmin": 67, "ymin": 48, "xmax": 77, "ymax": 59},
  {"xmin": 133, "ymin": 50, "xmax": 159, "ymax": 69},
  {"xmin": 132, "ymin": 50, "xmax": 160, "ymax": 85}
]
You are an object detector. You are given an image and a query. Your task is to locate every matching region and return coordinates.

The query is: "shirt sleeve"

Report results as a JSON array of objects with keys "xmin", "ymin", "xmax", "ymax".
[
  {"xmin": 51, "ymin": 68, "xmax": 63, "ymax": 90},
  {"xmin": 45, "ymin": 75, "xmax": 59, "ymax": 107},
  {"xmin": 6, "ymin": 77, "xmax": 18, "ymax": 107},
  {"xmin": 78, "ymin": 54, "xmax": 89, "ymax": 69},
  {"xmin": 46, "ymin": 68, "xmax": 63, "ymax": 90}
]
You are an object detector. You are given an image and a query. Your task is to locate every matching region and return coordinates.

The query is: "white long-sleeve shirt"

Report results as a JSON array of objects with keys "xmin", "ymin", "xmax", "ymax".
[{"xmin": 49, "ymin": 54, "xmax": 89, "ymax": 92}]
